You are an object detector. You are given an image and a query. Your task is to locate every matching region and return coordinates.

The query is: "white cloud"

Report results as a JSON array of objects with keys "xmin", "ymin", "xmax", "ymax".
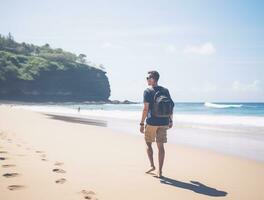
[
  {"xmin": 184, "ymin": 42, "xmax": 216, "ymax": 55},
  {"xmin": 232, "ymin": 80, "xmax": 262, "ymax": 92}
]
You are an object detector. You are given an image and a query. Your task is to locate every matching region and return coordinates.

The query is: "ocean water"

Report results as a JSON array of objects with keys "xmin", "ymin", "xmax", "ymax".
[
  {"xmin": 14, "ymin": 102, "xmax": 264, "ymax": 127},
  {"xmin": 68, "ymin": 102, "xmax": 264, "ymax": 117},
  {"xmin": 9, "ymin": 102, "xmax": 264, "ymax": 161}
]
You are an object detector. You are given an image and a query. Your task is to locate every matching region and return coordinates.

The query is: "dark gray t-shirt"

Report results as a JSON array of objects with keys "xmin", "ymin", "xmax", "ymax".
[{"xmin": 143, "ymin": 85, "xmax": 171, "ymax": 126}]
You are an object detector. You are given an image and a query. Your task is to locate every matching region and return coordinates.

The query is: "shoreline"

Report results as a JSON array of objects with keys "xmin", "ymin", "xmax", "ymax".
[
  {"xmin": 45, "ymin": 111, "xmax": 264, "ymax": 163},
  {"xmin": 8, "ymin": 103, "xmax": 264, "ymax": 162},
  {"xmin": 47, "ymin": 112, "xmax": 264, "ymax": 163},
  {"xmin": 1, "ymin": 105, "xmax": 264, "ymax": 200},
  {"xmin": 4, "ymin": 102, "xmax": 264, "ymax": 126}
]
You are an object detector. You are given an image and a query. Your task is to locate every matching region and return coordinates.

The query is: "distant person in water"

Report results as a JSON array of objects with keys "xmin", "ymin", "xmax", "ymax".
[
  {"xmin": 140, "ymin": 70, "xmax": 174, "ymax": 178},
  {"xmin": 78, "ymin": 106, "xmax": 80, "ymax": 112}
]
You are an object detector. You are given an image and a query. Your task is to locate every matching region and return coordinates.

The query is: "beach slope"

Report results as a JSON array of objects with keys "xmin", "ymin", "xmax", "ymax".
[{"xmin": 0, "ymin": 105, "xmax": 263, "ymax": 200}]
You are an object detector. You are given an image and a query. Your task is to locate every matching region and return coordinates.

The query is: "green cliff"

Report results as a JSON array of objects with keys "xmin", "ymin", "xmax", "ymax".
[{"xmin": 0, "ymin": 33, "xmax": 111, "ymax": 102}]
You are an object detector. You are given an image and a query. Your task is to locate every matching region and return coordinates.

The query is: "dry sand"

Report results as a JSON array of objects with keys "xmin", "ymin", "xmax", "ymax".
[{"xmin": 0, "ymin": 105, "xmax": 264, "ymax": 200}]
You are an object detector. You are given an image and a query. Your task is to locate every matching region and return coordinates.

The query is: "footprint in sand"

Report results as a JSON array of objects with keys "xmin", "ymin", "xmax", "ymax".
[
  {"xmin": 40, "ymin": 154, "xmax": 47, "ymax": 161},
  {"xmin": 35, "ymin": 150, "xmax": 45, "ymax": 153},
  {"xmin": 36, "ymin": 151, "xmax": 47, "ymax": 160},
  {"xmin": 16, "ymin": 154, "xmax": 27, "ymax": 157},
  {"xmin": 40, "ymin": 154, "xmax": 46, "ymax": 158},
  {"xmin": 80, "ymin": 190, "xmax": 98, "ymax": 200},
  {"xmin": 8, "ymin": 185, "xmax": 26, "ymax": 191},
  {"xmin": 3, "ymin": 173, "xmax": 20, "ymax": 178},
  {"xmin": 0, "ymin": 157, "xmax": 7, "ymax": 160},
  {"xmin": 54, "ymin": 161, "xmax": 64, "ymax": 166},
  {"xmin": 52, "ymin": 168, "xmax": 66, "ymax": 173},
  {"xmin": 55, "ymin": 178, "xmax": 67, "ymax": 184},
  {"xmin": 2, "ymin": 164, "xmax": 16, "ymax": 168}
]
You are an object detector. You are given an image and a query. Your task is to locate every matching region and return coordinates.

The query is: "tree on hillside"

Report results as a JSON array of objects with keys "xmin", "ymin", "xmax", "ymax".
[{"xmin": 77, "ymin": 53, "xmax": 87, "ymax": 64}]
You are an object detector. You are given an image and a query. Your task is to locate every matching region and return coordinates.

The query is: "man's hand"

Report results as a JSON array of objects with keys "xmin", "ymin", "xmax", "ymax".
[
  {"xmin": 169, "ymin": 122, "xmax": 173, "ymax": 129},
  {"xmin": 140, "ymin": 125, "xmax": 145, "ymax": 133}
]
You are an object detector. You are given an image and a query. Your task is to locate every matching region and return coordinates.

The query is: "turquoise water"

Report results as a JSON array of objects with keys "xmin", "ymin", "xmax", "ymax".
[
  {"xmin": 65, "ymin": 102, "xmax": 264, "ymax": 117},
  {"xmin": 11, "ymin": 102, "xmax": 264, "ymax": 127}
]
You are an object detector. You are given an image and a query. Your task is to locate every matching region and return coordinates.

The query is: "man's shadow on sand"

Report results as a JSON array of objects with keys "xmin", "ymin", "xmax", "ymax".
[{"xmin": 153, "ymin": 175, "xmax": 227, "ymax": 197}]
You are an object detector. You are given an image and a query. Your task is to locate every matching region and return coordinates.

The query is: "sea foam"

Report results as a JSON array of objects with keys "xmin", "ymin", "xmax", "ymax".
[{"xmin": 204, "ymin": 102, "xmax": 242, "ymax": 108}]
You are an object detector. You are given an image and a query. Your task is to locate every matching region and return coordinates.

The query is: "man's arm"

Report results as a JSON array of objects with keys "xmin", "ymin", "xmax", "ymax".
[
  {"xmin": 168, "ymin": 113, "xmax": 173, "ymax": 129},
  {"xmin": 140, "ymin": 102, "xmax": 149, "ymax": 133},
  {"xmin": 140, "ymin": 102, "xmax": 149, "ymax": 124},
  {"xmin": 169, "ymin": 114, "xmax": 173, "ymax": 122}
]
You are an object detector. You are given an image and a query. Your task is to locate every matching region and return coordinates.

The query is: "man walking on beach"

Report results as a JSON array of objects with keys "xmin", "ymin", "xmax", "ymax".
[{"xmin": 140, "ymin": 70, "xmax": 174, "ymax": 178}]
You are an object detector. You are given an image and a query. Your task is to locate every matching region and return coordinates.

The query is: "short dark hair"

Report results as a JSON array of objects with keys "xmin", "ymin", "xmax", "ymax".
[{"xmin": 148, "ymin": 70, "xmax": 160, "ymax": 81}]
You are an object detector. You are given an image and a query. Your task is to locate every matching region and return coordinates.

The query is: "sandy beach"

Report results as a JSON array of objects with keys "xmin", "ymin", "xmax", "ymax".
[{"xmin": 0, "ymin": 105, "xmax": 264, "ymax": 200}]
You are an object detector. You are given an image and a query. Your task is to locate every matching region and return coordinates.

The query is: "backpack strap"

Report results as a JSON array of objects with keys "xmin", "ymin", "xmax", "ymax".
[
  {"xmin": 153, "ymin": 90, "xmax": 162, "ymax": 102},
  {"xmin": 147, "ymin": 86, "xmax": 167, "ymax": 102},
  {"xmin": 147, "ymin": 87, "xmax": 154, "ymax": 92},
  {"xmin": 147, "ymin": 87, "xmax": 158, "ymax": 102}
]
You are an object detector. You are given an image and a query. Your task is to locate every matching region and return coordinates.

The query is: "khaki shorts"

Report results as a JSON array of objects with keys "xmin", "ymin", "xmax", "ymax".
[{"xmin": 144, "ymin": 124, "xmax": 169, "ymax": 143}]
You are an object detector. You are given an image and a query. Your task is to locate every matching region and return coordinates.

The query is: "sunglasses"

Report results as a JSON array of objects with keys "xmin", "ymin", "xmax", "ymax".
[{"xmin": 146, "ymin": 76, "xmax": 154, "ymax": 80}]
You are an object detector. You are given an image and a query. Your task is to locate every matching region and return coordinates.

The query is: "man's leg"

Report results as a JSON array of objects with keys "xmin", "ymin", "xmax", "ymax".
[
  {"xmin": 145, "ymin": 142, "xmax": 155, "ymax": 173},
  {"xmin": 144, "ymin": 125, "xmax": 156, "ymax": 173},
  {"xmin": 156, "ymin": 126, "xmax": 168, "ymax": 177},
  {"xmin": 156, "ymin": 142, "xmax": 165, "ymax": 177}
]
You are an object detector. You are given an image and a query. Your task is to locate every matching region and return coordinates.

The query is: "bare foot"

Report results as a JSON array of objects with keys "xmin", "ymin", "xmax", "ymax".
[
  {"xmin": 156, "ymin": 170, "xmax": 163, "ymax": 178},
  {"xmin": 145, "ymin": 166, "xmax": 155, "ymax": 174}
]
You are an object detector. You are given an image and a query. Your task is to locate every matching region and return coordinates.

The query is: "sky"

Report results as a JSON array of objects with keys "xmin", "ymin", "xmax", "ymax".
[{"xmin": 1, "ymin": 0, "xmax": 264, "ymax": 102}]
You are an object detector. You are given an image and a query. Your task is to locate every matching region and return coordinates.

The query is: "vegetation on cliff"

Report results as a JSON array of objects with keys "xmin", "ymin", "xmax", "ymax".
[{"xmin": 0, "ymin": 33, "xmax": 110, "ymax": 102}]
